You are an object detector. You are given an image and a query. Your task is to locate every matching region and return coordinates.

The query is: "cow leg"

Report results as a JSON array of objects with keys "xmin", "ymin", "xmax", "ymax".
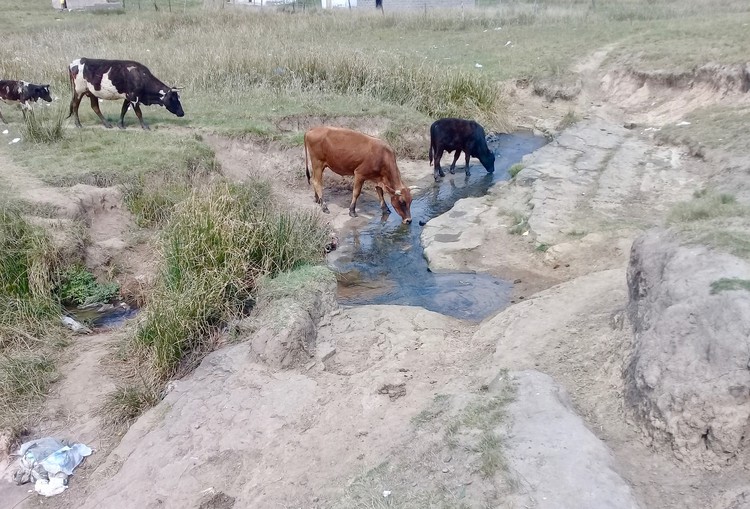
[
  {"xmin": 310, "ymin": 161, "xmax": 328, "ymax": 213},
  {"xmin": 0, "ymin": 108, "xmax": 6, "ymax": 124},
  {"xmin": 376, "ymin": 186, "xmax": 391, "ymax": 215},
  {"xmin": 433, "ymin": 148, "xmax": 446, "ymax": 181},
  {"xmin": 449, "ymin": 150, "xmax": 461, "ymax": 175},
  {"xmin": 89, "ymin": 96, "xmax": 112, "ymax": 128},
  {"xmin": 349, "ymin": 175, "xmax": 365, "ymax": 217},
  {"xmin": 69, "ymin": 93, "xmax": 84, "ymax": 128},
  {"xmin": 465, "ymin": 151, "xmax": 471, "ymax": 176},
  {"xmin": 118, "ymin": 100, "xmax": 130, "ymax": 129},
  {"xmin": 132, "ymin": 103, "xmax": 150, "ymax": 131}
]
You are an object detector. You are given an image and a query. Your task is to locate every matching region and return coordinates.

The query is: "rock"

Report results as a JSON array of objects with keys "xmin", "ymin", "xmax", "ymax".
[
  {"xmin": 504, "ymin": 371, "xmax": 641, "ymax": 509},
  {"xmin": 625, "ymin": 229, "xmax": 750, "ymax": 465},
  {"xmin": 242, "ymin": 267, "xmax": 338, "ymax": 369}
]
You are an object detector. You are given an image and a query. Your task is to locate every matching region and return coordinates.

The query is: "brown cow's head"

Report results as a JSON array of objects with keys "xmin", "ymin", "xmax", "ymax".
[{"xmin": 391, "ymin": 187, "xmax": 413, "ymax": 224}]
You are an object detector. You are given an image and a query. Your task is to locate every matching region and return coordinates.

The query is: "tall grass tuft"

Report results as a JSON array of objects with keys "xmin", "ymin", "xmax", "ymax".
[
  {"xmin": 0, "ymin": 207, "xmax": 62, "ymax": 432},
  {"xmin": 132, "ymin": 181, "xmax": 330, "ymax": 379},
  {"xmin": 20, "ymin": 105, "xmax": 65, "ymax": 144}
]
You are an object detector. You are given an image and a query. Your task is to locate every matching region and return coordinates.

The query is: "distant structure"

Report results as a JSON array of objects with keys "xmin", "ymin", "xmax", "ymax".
[
  {"xmin": 321, "ymin": 0, "xmax": 356, "ymax": 7},
  {"xmin": 358, "ymin": 0, "xmax": 468, "ymax": 9},
  {"xmin": 52, "ymin": 0, "xmax": 122, "ymax": 10}
]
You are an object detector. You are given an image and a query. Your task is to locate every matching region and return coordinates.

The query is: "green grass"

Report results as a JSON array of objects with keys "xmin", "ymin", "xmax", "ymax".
[
  {"xmin": 668, "ymin": 192, "xmax": 748, "ymax": 223},
  {"xmin": 710, "ymin": 278, "xmax": 750, "ymax": 295},
  {"xmin": 0, "ymin": 207, "xmax": 65, "ymax": 432},
  {"xmin": 56, "ymin": 265, "xmax": 120, "ymax": 307},
  {"xmin": 20, "ymin": 105, "xmax": 65, "ymax": 144},
  {"xmin": 8, "ymin": 129, "xmax": 218, "ymax": 188},
  {"xmin": 508, "ymin": 163, "xmax": 524, "ymax": 179},
  {"xmin": 132, "ymin": 181, "xmax": 330, "ymax": 380}
]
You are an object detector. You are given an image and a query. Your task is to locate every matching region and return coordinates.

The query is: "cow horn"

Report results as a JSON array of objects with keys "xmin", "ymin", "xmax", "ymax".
[
  {"xmin": 395, "ymin": 190, "xmax": 402, "ymax": 196},
  {"xmin": 171, "ymin": 86, "xmax": 183, "ymax": 91}
]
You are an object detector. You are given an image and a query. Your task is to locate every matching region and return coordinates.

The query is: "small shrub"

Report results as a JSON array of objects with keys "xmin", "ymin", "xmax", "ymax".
[
  {"xmin": 557, "ymin": 109, "xmax": 579, "ymax": 130},
  {"xmin": 536, "ymin": 243, "xmax": 550, "ymax": 252},
  {"xmin": 20, "ymin": 106, "xmax": 65, "ymax": 144},
  {"xmin": 56, "ymin": 265, "xmax": 120, "ymax": 307},
  {"xmin": 508, "ymin": 163, "xmax": 524, "ymax": 179}
]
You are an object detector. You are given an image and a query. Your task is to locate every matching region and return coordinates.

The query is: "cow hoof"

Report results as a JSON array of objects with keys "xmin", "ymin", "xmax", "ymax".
[
  {"xmin": 322, "ymin": 206, "xmax": 330, "ymax": 214},
  {"xmin": 103, "ymin": 123, "xmax": 113, "ymax": 129},
  {"xmin": 349, "ymin": 210, "xmax": 358, "ymax": 218},
  {"xmin": 142, "ymin": 125, "xmax": 151, "ymax": 131},
  {"xmin": 117, "ymin": 124, "xmax": 125, "ymax": 130},
  {"xmin": 449, "ymin": 168, "xmax": 455, "ymax": 175}
]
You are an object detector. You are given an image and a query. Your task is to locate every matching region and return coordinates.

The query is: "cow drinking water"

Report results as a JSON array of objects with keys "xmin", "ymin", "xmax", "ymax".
[
  {"xmin": 429, "ymin": 118, "xmax": 496, "ymax": 182},
  {"xmin": 0, "ymin": 80, "xmax": 52, "ymax": 123},
  {"xmin": 304, "ymin": 126, "xmax": 413, "ymax": 224},
  {"xmin": 68, "ymin": 58, "xmax": 184, "ymax": 130}
]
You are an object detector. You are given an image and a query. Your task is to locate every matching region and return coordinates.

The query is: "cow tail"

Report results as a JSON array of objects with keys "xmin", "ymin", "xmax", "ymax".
[
  {"xmin": 66, "ymin": 65, "xmax": 76, "ymax": 119},
  {"xmin": 304, "ymin": 134, "xmax": 311, "ymax": 185}
]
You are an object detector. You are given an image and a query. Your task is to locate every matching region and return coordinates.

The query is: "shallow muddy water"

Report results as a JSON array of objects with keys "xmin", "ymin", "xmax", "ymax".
[{"xmin": 331, "ymin": 131, "xmax": 547, "ymax": 321}]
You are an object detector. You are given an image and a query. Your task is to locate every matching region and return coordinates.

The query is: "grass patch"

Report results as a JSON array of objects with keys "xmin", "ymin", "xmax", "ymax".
[
  {"xmin": 710, "ymin": 278, "xmax": 750, "ymax": 295},
  {"xmin": 56, "ymin": 265, "xmax": 120, "ymax": 307},
  {"xmin": 508, "ymin": 163, "xmax": 524, "ymax": 179},
  {"xmin": 536, "ymin": 243, "xmax": 550, "ymax": 252},
  {"xmin": 668, "ymin": 192, "xmax": 748, "ymax": 223},
  {"xmin": 0, "ymin": 207, "xmax": 65, "ymax": 432},
  {"xmin": 20, "ymin": 105, "xmax": 65, "ymax": 144},
  {"xmin": 132, "ymin": 181, "xmax": 330, "ymax": 380},
  {"xmin": 557, "ymin": 109, "xmax": 579, "ymax": 130},
  {"xmin": 8, "ymin": 129, "xmax": 218, "ymax": 188},
  {"xmin": 100, "ymin": 383, "xmax": 160, "ymax": 430}
]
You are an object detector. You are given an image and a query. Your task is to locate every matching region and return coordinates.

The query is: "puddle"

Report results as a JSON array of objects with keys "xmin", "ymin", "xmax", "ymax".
[
  {"xmin": 66, "ymin": 302, "xmax": 138, "ymax": 329},
  {"xmin": 329, "ymin": 131, "xmax": 547, "ymax": 322}
]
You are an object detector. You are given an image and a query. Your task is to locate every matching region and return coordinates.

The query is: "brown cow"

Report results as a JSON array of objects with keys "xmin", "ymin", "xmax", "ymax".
[{"xmin": 304, "ymin": 126, "xmax": 413, "ymax": 224}]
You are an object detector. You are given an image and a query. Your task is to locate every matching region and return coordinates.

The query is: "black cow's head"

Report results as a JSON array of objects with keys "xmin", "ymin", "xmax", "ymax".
[
  {"xmin": 160, "ymin": 88, "xmax": 184, "ymax": 117},
  {"xmin": 479, "ymin": 151, "xmax": 496, "ymax": 173},
  {"xmin": 28, "ymin": 84, "xmax": 52, "ymax": 103}
]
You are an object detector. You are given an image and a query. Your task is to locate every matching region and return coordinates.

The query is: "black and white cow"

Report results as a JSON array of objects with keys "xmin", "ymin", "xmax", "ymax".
[
  {"xmin": 0, "ymin": 80, "xmax": 52, "ymax": 123},
  {"xmin": 68, "ymin": 58, "xmax": 184, "ymax": 130}
]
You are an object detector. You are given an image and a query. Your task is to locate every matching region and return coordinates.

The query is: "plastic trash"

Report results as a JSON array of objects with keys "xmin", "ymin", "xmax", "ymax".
[
  {"xmin": 13, "ymin": 437, "xmax": 93, "ymax": 497},
  {"xmin": 61, "ymin": 315, "xmax": 92, "ymax": 334},
  {"xmin": 40, "ymin": 443, "xmax": 92, "ymax": 476}
]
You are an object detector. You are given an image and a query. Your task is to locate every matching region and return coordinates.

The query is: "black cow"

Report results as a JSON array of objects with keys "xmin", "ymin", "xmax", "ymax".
[
  {"xmin": 429, "ymin": 118, "xmax": 496, "ymax": 182},
  {"xmin": 0, "ymin": 80, "xmax": 52, "ymax": 123},
  {"xmin": 68, "ymin": 58, "xmax": 184, "ymax": 130}
]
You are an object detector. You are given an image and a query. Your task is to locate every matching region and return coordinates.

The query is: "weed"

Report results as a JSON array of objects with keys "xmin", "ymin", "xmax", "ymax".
[
  {"xmin": 20, "ymin": 106, "xmax": 65, "ymax": 144},
  {"xmin": 710, "ymin": 278, "xmax": 750, "ymax": 295},
  {"xmin": 508, "ymin": 163, "xmax": 524, "ymax": 179},
  {"xmin": 0, "ymin": 352, "xmax": 57, "ymax": 430},
  {"xmin": 56, "ymin": 265, "xmax": 120, "ymax": 307},
  {"xmin": 536, "ymin": 243, "xmax": 550, "ymax": 252}
]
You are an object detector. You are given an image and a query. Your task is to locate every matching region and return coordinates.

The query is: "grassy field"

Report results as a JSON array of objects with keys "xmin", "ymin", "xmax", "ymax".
[{"xmin": 1, "ymin": 0, "xmax": 749, "ymax": 431}]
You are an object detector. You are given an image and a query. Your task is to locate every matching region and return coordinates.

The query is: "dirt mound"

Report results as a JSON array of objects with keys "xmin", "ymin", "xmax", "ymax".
[
  {"xmin": 602, "ymin": 63, "xmax": 750, "ymax": 125},
  {"xmin": 626, "ymin": 229, "xmax": 750, "ymax": 466}
]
